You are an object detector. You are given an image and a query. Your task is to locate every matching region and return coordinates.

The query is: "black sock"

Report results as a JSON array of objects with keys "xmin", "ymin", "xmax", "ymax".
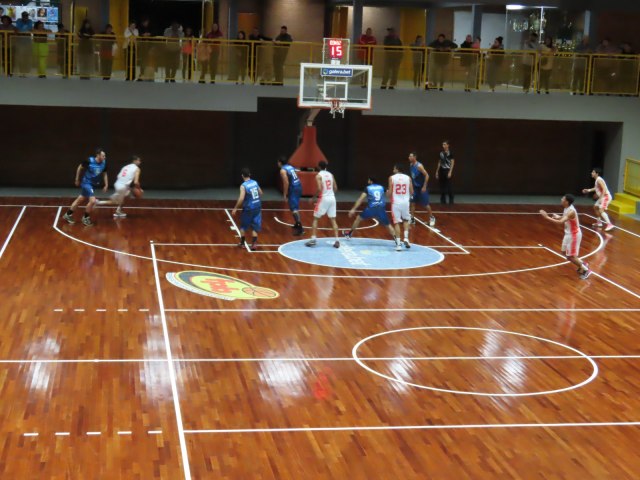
[
  {"xmin": 293, "ymin": 212, "xmax": 301, "ymax": 224},
  {"xmin": 66, "ymin": 209, "xmax": 73, "ymax": 216},
  {"xmin": 83, "ymin": 213, "xmax": 89, "ymax": 219}
]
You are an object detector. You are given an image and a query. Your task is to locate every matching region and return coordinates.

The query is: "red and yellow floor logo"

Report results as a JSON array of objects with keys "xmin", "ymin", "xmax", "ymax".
[{"xmin": 166, "ymin": 271, "xmax": 279, "ymax": 301}]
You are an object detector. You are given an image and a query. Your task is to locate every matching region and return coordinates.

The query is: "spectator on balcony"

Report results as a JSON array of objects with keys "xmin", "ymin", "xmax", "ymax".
[
  {"xmin": 381, "ymin": 27, "xmax": 403, "ymax": 89},
  {"xmin": 594, "ymin": 38, "xmax": 619, "ymax": 94},
  {"xmin": 123, "ymin": 22, "xmax": 138, "ymax": 81},
  {"xmin": 249, "ymin": 27, "xmax": 271, "ymax": 84},
  {"xmin": 181, "ymin": 27, "xmax": 194, "ymax": 81},
  {"xmin": 98, "ymin": 24, "xmax": 116, "ymax": 80},
  {"xmin": 229, "ymin": 30, "xmax": 249, "ymax": 84},
  {"xmin": 200, "ymin": 23, "xmax": 223, "ymax": 84},
  {"xmin": 537, "ymin": 36, "xmax": 556, "ymax": 94},
  {"xmin": 521, "ymin": 31, "xmax": 538, "ymax": 93},
  {"xmin": 55, "ymin": 23, "xmax": 69, "ymax": 78},
  {"xmin": 163, "ymin": 21, "xmax": 183, "ymax": 82},
  {"xmin": 428, "ymin": 33, "xmax": 457, "ymax": 91},
  {"xmin": 78, "ymin": 19, "xmax": 95, "ymax": 80},
  {"xmin": 14, "ymin": 12, "xmax": 33, "ymax": 76},
  {"xmin": 357, "ymin": 27, "xmax": 376, "ymax": 86},
  {"xmin": 618, "ymin": 42, "xmax": 636, "ymax": 95},
  {"xmin": 0, "ymin": 16, "xmax": 15, "ymax": 76},
  {"xmin": 486, "ymin": 36, "xmax": 504, "ymax": 92},
  {"xmin": 410, "ymin": 35, "xmax": 425, "ymax": 88},
  {"xmin": 32, "ymin": 21, "xmax": 50, "ymax": 78},
  {"xmin": 138, "ymin": 18, "xmax": 154, "ymax": 81},
  {"xmin": 460, "ymin": 34, "xmax": 476, "ymax": 92},
  {"xmin": 273, "ymin": 25, "xmax": 292, "ymax": 86},
  {"xmin": 571, "ymin": 36, "xmax": 590, "ymax": 95}
]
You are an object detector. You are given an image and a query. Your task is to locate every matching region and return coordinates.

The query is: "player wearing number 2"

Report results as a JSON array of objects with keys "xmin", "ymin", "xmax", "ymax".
[
  {"xmin": 232, "ymin": 168, "xmax": 263, "ymax": 251},
  {"xmin": 305, "ymin": 160, "xmax": 340, "ymax": 249},
  {"xmin": 277, "ymin": 156, "xmax": 304, "ymax": 236},
  {"xmin": 343, "ymin": 177, "xmax": 401, "ymax": 250},
  {"xmin": 389, "ymin": 164, "xmax": 414, "ymax": 248}
]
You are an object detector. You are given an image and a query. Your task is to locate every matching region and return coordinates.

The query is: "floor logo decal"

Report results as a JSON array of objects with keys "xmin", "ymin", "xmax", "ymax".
[{"xmin": 166, "ymin": 271, "xmax": 279, "ymax": 301}]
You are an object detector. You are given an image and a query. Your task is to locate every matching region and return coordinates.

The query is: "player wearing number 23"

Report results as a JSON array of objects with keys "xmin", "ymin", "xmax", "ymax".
[{"xmin": 232, "ymin": 168, "xmax": 262, "ymax": 251}]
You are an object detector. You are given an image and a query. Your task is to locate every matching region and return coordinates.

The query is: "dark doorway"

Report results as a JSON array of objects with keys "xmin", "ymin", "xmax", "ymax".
[{"xmin": 129, "ymin": 0, "xmax": 202, "ymax": 36}]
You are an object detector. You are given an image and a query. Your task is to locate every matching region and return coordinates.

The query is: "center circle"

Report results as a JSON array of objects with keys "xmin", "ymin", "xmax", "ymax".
[
  {"xmin": 278, "ymin": 238, "xmax": 445, "ymax": 270},
  {"xmin": 352, "ymin": 326, "xmax": 599, "ymax": 397}
]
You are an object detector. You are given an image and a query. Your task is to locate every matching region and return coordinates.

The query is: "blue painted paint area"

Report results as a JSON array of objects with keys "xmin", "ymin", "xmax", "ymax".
[{"xmin": 278, "ymin": 238, "xmax": 445, "ymax": 270}]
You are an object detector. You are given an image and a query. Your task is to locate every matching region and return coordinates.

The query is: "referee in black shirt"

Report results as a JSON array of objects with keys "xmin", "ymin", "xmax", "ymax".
[{"xmin": 436, "ymin": 140, "xmax": 455, "ymax": 204}]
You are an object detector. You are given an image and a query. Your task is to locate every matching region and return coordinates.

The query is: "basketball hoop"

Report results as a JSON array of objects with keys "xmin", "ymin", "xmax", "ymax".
[{"xmin": 329, "ymin": 98, "xmax": 345, "ymax": 118}]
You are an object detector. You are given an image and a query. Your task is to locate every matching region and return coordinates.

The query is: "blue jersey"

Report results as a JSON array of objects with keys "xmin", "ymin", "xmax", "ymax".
[
  {"xmin": 282, "ymin": 164, "xmax": 301, "ymax": 190},
  {"xmin": 81, "ymin": 156, "xmax": 106, "ymax": 186},
  {"xmin": 242, "ymin": 179, "xmax": 261, "ymax": 211},
  {"xmin": 410, "ymin": 162, "xmax": 426, "ymax": 189},
  {"xmin": 365, "ymin": 184, "xmax": 386, "ymax": 208}
]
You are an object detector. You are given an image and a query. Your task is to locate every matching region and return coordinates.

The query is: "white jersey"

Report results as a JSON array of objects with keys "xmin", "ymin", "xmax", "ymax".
[
  {"xmin": 390, "ymin": 173, "xmax": 411, "ymax": 204},
  {"xmin": 115, "ymin": 163, "xmax": 140, "ymax": 187},
  {"xmin": 318, "ymin": 170, "xmax": 335, "ymax": 199},
  {"xmin": 595, "ymin": 177, "xmax": 611, "ymax": 199},
  {"xmin": 563, "ymin": 205, "xmax": 580, "ymax": 236}
]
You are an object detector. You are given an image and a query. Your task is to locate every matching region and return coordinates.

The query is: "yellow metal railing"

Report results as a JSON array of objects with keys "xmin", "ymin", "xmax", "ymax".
[
  {"xmin": 624, "ymin": 158, "xmax": 640, "ymax": 197},
  {"xmin": 0, "ymin": 30, "xmax": 639, "ymax": 96}
]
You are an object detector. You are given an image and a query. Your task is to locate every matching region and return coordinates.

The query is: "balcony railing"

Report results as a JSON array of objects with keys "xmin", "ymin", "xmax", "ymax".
[{"xmin": 1, "ymin": 32, "xmax": 638, "ymax": 96}]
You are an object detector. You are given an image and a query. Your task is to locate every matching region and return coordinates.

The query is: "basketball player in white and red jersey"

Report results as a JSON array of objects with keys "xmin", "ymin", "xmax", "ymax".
[
  {"xmin": 305, "ymin": 160, "xmax": 340, "ymax": 249},
  {"xmin": 540, "ymin": 194, "xmax": 592, "ymax": 279},
  {"xmin": 98, "ymin": 155, "xmax": 142, "ymax": 218},
  {"xmin": 388, "ymin": 164, "xmax": 414, "ymax": 248},
  {"xmin": 582, "ymin": 168, "xmax": 614, "ymax": 232}
]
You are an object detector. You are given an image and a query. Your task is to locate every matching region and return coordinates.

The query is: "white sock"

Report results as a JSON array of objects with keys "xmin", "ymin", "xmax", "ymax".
[
  {"xmin": 601, "ymin": 212, "xmax": 611, "ymax": 224},
  {"xmin": 404, "ymin": 231, "xmax": 409, "ymax": 240}
]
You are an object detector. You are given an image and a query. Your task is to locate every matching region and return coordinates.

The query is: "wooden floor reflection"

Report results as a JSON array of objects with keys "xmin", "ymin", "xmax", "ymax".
[{"xmin": 0, "ymin": 199, "xmax": 639, "ymax": 479}]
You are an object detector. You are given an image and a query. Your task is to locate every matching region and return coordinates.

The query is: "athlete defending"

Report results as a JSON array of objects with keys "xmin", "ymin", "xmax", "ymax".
[
  {"xmin": 231, "ymin": 168, "xmax": 263, "ymax": 251},
  {"xmin": 408, "ymin": 152, "xmax": 436, "ymax": 227},
  {"xmin": 582, "ymin": 168, "xmax": 614, "ymax": 232},
  {"xmin": 343, "ymin": 177, "xmax": 401, "ymax": 250},
  {"xmin": 388, "ymin": 164, "xmax": 413, "ymax": 248},
  {"xmin": 63, "ymin": 148, "xmax": 108, "ymax": 226},
  {"xmin": 277, "ymin": 156, "xmax": 303, "ymax": 236},
  {"xmin": 98, "ymin": 155, "xmax": 142, "ymax": 218},
  {"xmin": 305, "ymin": 160, "xmax": 340, "ymax": 249},
  {"xmin": 540, "ymin": 194, "xmax": 592, "ymax": 279}
]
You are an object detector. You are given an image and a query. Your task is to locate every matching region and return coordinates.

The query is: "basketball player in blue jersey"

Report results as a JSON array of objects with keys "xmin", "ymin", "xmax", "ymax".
[
  {"xmin": 408, "ymin": 152, "xmax": 436, "ymax": 227},
  {"xmin": 231, "ymin": 168, "xmax": 263, "ymax": 251},
  {"xmin": 63, "ymin": 148, "xmax": 108, "ymax": 226},
  {"xmin": 277, "ymin": 156, "xmax": 304, "ymax": 236},
  {"xmin": 343, "ymin": 177, "xmax": 402, "ymax": 251}
]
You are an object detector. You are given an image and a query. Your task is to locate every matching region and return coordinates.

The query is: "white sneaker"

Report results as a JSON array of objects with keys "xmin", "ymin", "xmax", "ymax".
[
  {"xmin": 97, "ymin": 200, "xmax": 108, "ymax": 206},
  {"xmin": 395, "ymin": 243, "xmax": 402, "ymax": 251},
  {"xmin": 113, "ymin": 212, "xmax": 127, "ymax": 218},
  {"xmin": 404, "ymin": 240, "xmax": 411, "ymax": 249},
  {"xmin": 429, "ymin": 216, "xmax": 436, "ymax": 227}
]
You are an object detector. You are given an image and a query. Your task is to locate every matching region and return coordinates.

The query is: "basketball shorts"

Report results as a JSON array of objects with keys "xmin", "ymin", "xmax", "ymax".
[
  {"xmin": 391, "ymin": 202, "xmax": 411, "ymax": 224},
  {"xmin": 562, "ymin": 232, "xmax": 582, "ymax": 257},
  {"xmin": 595, "ymin": 194, "xmax": 611, "ymax": 210},
  {"xmin": 110, "ymin": 183, "xmax": 131, "ymax": 203},
  {"xmin": 241, "ymin": 209, "xmax": 262, "ymax": 232},
  {"xmin": 360, "ymin": 206, "xmax": 390, "ymax": 226},
  {"xmin": 412, "ymin": 189, "xmax": 430, "ymax": 206},
  {"xmin": 314, "ymin": 196, "xmax": 336, "ymax": 218},
  {"xmin": 288, "ymin": 186, "xmax": 302, "ymax": 212},
  {"xmin": 80, "ymin": 183, "xmax": 95, "ymax": 198}
]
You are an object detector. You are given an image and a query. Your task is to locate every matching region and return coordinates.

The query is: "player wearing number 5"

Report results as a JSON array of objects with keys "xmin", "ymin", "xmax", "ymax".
[
  {"xmin": 305, "ymin": 160, "xmax": 340, "ymax": 249},
  {"xmin": 389, "ymin": 164, "xmax": 414, "ymax": 248},
  {"xmin": 343, "ymin": 177, "xmax": 401, "ymax": 250},
  {"xmin": 232, "ymin": 168, "xmax": 263, "ymax": 251},
  {"xmin": 277, "ymin": 156, "xmax": 303, "ymax": 236}
]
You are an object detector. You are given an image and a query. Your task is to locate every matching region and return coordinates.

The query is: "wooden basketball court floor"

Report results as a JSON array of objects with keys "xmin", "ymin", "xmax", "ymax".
[{"xmin": 0, "ymin": 198, "xmax": 639, "ymax": 479}]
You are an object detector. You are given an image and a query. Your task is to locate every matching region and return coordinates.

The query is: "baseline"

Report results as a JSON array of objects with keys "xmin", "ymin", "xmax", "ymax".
[{"xmin": 0, "ymin": 206, "xmax": 26, "ymax": 262}]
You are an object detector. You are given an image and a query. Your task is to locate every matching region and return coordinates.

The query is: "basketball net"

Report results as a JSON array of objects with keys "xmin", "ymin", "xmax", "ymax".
[{"xmin": 329, "ymin": 98, "xmax": 346, "ymax": 118}]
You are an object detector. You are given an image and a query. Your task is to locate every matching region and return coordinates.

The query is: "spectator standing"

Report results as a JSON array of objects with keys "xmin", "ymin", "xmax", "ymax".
[
  {"xmin": 201, "ymin": 23, "xmax": 223, "ymax": 84},
  {"xmin": 619, "ymin": 42, "xmax": 637, "ymax": 95},
  {"xmin": 0, "ymin": 16, "xmax": 16, "ymax": 76},
  {"xmin": 249, "ymin": 27, "xmax": 271, "ymax": 83},
  {"xmin": 99, "ymin": 24, "xmax": 116, "ymax": 80},
  {"xmin": 181, "ymin": 27, "xmax": 194, "ymax": 81},
  {"xmin": 486, "ymin": 36, "xmax": 504, "ymax": 92},
  {"xmin": 537, "ymin": 36, "xmax": 556, "ymax": 94},
  {"xmin": 273, "ymin": 25, "xmax": 292, "ymax": 85},
  {"xmin": 459, "ymin": 34, "xmax": 476, "ymax": 92},
  {"xmin": 521, "ymin": 32, "xmax": 538, "ymax": 93},
  {"xmin": 32, "ymin": 21, "xmax": 50, "ymax": 78},
  {"xmin": 55, "ymin": 23, "xmax": 69, "ymax": 78},
  {"xmin": 410, "ymin": 35, "xmax": 425, "ymax": 88},
  {"xmin": 229, "ymin": 30, "xmax": 249, "ymax": 84},
  {"xmin": 381, "ymin": 27, "xmax": 403, "ymax": 89},
  {"xmin": 77, "ymin": 19, "xmax": 95, "ymax": 79},
  {"xmin": 163, "ymin": 21, "xmax": 183, "ymax": 82},
  {"xmin": 15, "ymin": 11, "xmax": 33, "ymax": 76},
  {"xmin": 357, "ymin": 27, "xmax": 376, "ymax": 87},
  {"xmin": 571, "ymin": 36, "xmax": 590, "ymax": 94},
  {"xmin": 436, "ymin": 140, "xmax": 455, "ymax": 205},
  {"xmin": 137, "ymin": 18, "xmax": 153, "ymax": 81},
  {"xmin": 428, "ymin": 33, "xmax": 457, "ymax": 90},
  {"xmin": 123, "ymin": 22, "xmax": 138, "ymax": 81}
]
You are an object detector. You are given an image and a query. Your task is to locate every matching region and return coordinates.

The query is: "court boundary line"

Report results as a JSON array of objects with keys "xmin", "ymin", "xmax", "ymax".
[
  {"xmin": 52, "ymin": 207, "xmax": 606, "ymax": 280},
  {"xmin": 166, "ymin": 307, "xmax": 640, "ymax": 312},
  {"xmin": 0, "ymin": 206, "xmax": 26, "ymax": 261},
  {"xmin": 150, "ymin": 242, "xmax": 192, "ymax": 480},
  {"xmin": 584, "ymin": 213, "xmax": 640, "ymax": 239},
  {"xmin": 223, "ymin": 208, "xmax": 250, "ymax": 253}
]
